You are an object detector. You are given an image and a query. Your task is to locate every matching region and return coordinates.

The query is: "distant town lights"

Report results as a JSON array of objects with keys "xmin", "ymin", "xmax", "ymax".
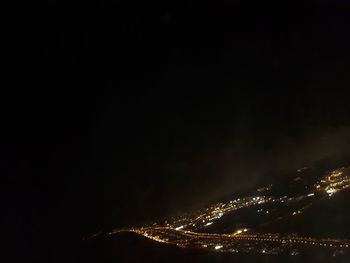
[{"xmin": 115, "ymin": 166, "xmax": 350, "ymax": 256}]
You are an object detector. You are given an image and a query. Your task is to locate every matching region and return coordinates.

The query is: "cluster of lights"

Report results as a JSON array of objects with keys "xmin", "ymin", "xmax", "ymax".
[
  {"xmin": 313, "ymin": 167, "xmax": 350, "ymax": 196},
  {"xmin": 153, "ymin": 196, "xmax": 272, "ymax": 232},
  {"xmin": 109, "ymin": 166, "xmax": 350, "ymax": 256}
]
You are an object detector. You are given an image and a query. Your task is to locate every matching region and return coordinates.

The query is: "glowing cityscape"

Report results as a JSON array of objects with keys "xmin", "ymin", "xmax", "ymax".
[{"xmin": 108, "ymin": 166, "xmax": 350, "ymax": 256}]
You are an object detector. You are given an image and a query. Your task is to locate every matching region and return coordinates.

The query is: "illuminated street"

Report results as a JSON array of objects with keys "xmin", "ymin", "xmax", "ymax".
[{"xmin": 115, "ymin": 227, "xmax": 350, "ymax": 255}]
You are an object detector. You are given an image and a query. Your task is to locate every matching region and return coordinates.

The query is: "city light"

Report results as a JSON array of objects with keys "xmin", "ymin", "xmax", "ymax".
[{"xmin": 109, "ymin": 166, "xmax": 350, "ymax": 256}]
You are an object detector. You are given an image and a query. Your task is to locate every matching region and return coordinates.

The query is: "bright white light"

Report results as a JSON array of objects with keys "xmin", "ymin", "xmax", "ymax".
[
  {"xmin": 205, "ymin": 222, "xmax": 213, "ymax": 226},
  {"xmin": 326, "ymin": 188, "xmax": 336, "ymax": 194},
  {"xmin": 175, "ymin": 226, "xmax": 184, "ymax": 230},
  {"xmin": 215, "ymin": 245, "xmax": 223, "ymax": 250},
  {"xmin": 234, "ymin": 229, "xmax": 243, "ymax": 235},
  {"xmin": 326, "ymin": 188, "xmax": 337, "ymax": 196},
  {"xmin": 307, "ymin": 193, "xmax": 315, "ymax": 197}
]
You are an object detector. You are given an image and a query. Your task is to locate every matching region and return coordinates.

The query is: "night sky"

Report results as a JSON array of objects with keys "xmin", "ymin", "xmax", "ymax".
[{"xmin": 5, "ymin": 0, "xmax": 350, "ymax": 262}]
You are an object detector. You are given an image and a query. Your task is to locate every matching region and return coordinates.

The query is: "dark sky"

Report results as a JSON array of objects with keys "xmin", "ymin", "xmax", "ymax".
[{"xmin": 4, "ymin": 0, "xmax": 350, "ymax": 262}]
